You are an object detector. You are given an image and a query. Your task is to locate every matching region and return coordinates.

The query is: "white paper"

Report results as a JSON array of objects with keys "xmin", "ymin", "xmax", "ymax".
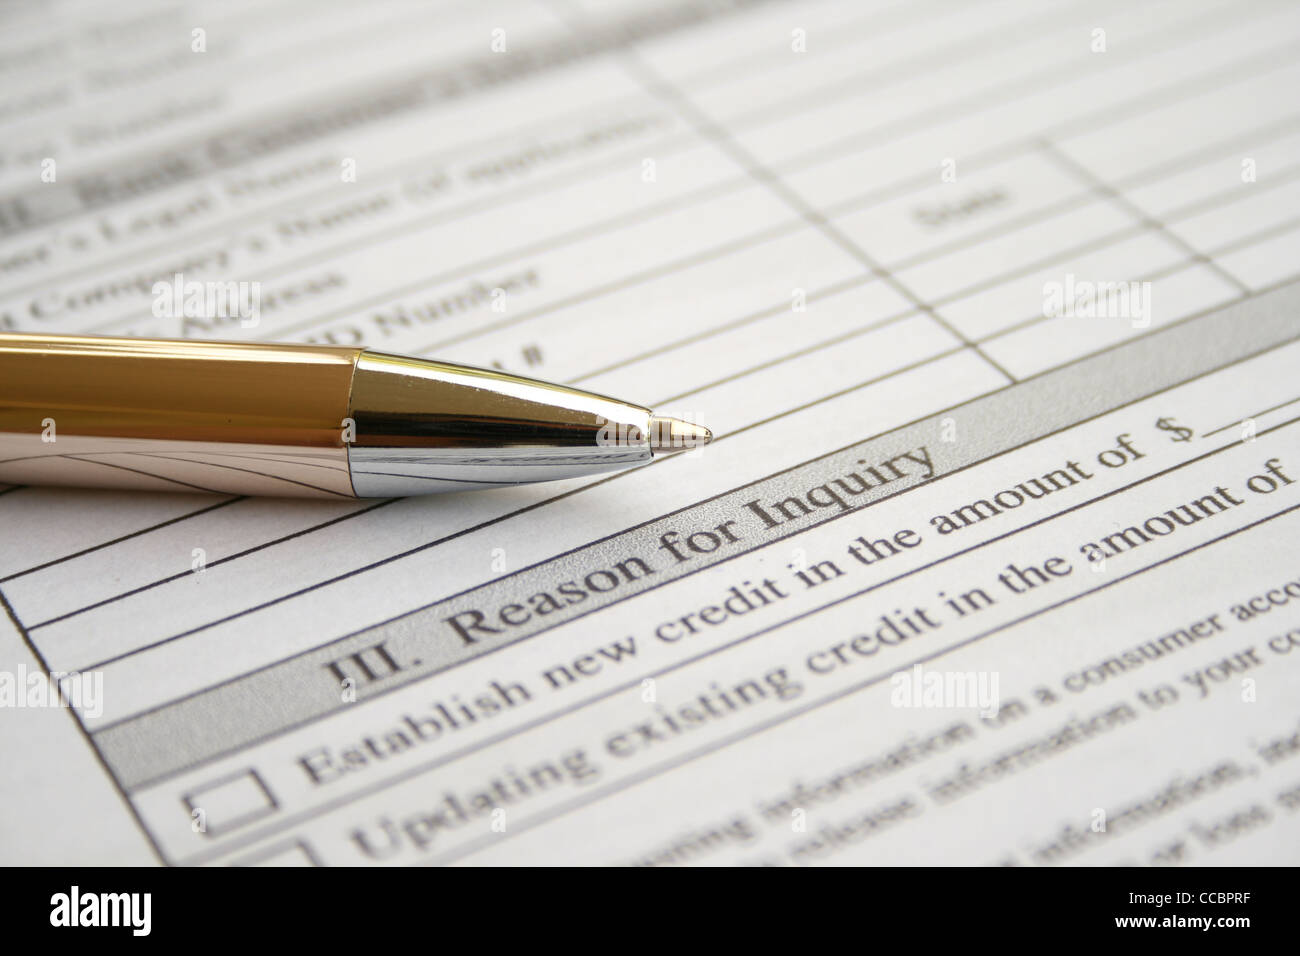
[{"xmin": 2, "ymin": 0, "xmax": 1299, "ymax": 866}]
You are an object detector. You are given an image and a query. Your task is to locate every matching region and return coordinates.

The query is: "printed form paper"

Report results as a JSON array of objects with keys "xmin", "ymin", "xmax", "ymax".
[{"xmin": 2, "ymin": 0, "xmax": 1300, "ymax": 866}]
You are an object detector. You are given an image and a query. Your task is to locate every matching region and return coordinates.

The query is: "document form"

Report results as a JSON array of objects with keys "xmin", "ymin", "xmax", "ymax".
[{"xmin": 2, "ymin": 0, "xmax": 1300, "ymax": 865}]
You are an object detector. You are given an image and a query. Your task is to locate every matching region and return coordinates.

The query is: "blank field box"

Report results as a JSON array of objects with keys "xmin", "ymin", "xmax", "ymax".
[
  {"xmin": 895, "ymin": 197, "xmax": 1135, "ymax": 306},
  {"xmin": 1124, "ymin": 128, "xmax": 1300, "ymax": 220},
  {"xmin": 936, "ymin": 231, "xmax": 1184, "ymax": 342},
  {"xmin": 833, "ymin": 151, "xmax": 1085, "ymax": 267},
  {"xmin": 1056, "ymin": 57, "xmax": 1300, "ymax": 185},
  {"xmin": 1168, "ymin": 177, "xmax": 1300, "ymax": 253},
  {"xmin": 183, "ymin": 768, "xmax": 278, "ymax": 837},
  {"xmin": 1214, "ymin": 224, "xmax": 1300, "ymax": 291},
  {"xmin": 982, "ymin": 262, "xmax": 1241, "ymax": 380}
]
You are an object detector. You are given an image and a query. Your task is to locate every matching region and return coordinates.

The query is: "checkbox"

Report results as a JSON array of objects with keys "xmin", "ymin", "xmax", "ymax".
[{"xmin": 182, "ymin": 768, "xmax": 278, "ymax": 837}]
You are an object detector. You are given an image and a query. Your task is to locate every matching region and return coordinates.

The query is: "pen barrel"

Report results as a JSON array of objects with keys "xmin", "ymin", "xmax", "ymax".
[
  {"xmin": 0, "ymin": 333, "xmax": 361, "ymax": 497},
  {"xmin": 0, "ymin": 334, "xmax": 657, "ymax": 498}
]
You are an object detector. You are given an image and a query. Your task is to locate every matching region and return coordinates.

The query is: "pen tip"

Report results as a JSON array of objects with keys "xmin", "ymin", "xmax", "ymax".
[{"xmin": 649, "ymin": 416, "xmax": 712, "ymax": 452}]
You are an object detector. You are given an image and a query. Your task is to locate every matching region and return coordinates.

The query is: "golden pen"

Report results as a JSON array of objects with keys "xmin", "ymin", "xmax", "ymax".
[{"xmin": 0, "ymin": 333, "xmax": 711, "ymax": 498}]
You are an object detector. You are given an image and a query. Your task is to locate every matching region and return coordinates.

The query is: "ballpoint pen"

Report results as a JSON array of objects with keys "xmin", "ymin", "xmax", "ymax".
[{"xmin": 0, "ymin": 333, "xmax": 711, "ymax": 498}]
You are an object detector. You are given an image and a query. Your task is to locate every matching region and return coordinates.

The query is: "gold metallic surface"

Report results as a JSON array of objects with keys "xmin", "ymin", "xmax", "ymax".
[{"xmin": 0, "ymin": 333, "xmax": 361, "ymax": 497}]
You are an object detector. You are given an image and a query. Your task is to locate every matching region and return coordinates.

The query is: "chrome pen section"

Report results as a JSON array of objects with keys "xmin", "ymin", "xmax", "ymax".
[
  {"xmin": 345, "ymin": 349, "xmax": 696, "ymax": 496},
  {"xmin": 0, "ymin": 333, "xmax": 710, "ymax": 498}
]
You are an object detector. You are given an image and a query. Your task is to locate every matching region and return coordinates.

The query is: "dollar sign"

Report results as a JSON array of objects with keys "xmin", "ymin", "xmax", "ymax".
[{"xmin": 1156, "ymin": 417, "xmax": 1193, "ymax": 442}]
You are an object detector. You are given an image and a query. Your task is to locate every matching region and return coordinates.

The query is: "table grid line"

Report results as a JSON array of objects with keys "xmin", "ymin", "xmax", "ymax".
[
  {"xmin": 54, "ymin": 0, "xmax": 1290, "ymax": 344},
  {"xmin": 1036, "ymin": 138, "xmax": 1252, "ymax": 295},
  {"xmin": 615, "ymin": 50, "xmax": 1019, "ymax": 385}
]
